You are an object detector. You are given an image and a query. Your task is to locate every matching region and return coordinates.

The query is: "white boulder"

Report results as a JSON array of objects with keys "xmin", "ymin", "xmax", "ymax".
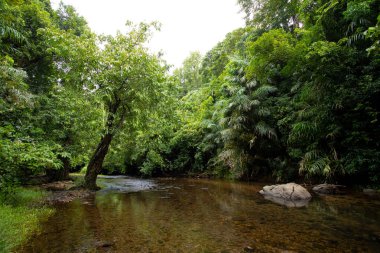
[{"xmin": 259, "ymin": 183, "xmax": 312, "ymax": 207}]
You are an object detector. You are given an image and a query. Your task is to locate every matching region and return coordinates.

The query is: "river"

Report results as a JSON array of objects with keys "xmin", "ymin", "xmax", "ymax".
[{"xmin": 20, "ymin": 176, "xmax": 380, "ymax": 252}]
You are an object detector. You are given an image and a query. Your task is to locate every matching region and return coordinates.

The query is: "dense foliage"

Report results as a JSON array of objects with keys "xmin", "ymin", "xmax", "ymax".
[
  {"xmin": 0, "ymin": 0, "xmax": 103, "ymax": 192},
  {"xmin": 126, "ymin": 0, "xmax": 379, "ymax": 184},
  {"xmin": 0, "ymin": 0, "xmax": 379, "ymax": 193}
]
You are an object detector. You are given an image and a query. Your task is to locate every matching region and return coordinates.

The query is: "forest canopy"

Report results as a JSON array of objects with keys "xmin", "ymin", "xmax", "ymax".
[{"xmin": 0, "ymin": 0, "xmax": 379, "ymax": 192}]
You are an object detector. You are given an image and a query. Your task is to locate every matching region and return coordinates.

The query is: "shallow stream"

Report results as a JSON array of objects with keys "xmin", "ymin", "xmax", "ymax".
[{"xmin": 20, "ymin": 177, "xmax": 380, "ymax": 252}]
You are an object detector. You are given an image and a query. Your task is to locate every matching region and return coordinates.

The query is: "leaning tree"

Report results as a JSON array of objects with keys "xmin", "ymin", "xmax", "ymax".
[{"xmin": 83, "ymin": 22, "xmax": 166, "ymax": 189}]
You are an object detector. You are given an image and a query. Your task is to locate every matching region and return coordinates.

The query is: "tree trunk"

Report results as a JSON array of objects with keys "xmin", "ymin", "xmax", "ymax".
[
  {"xmin": 47, "ymin": 155, "xmax": 71, "ymax": 181},
  {"xmin": 84, "ymin": 96, "xmax": 123, "ymax": 190},
  {"xmin": 84, "ymin": 133, "xmax": 113, "ymax": 190}
]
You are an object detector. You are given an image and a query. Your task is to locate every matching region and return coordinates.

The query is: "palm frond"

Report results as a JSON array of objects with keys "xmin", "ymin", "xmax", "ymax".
[
  {"xmin": 219, "ymin": 116, "xmax": 230, "ymax": 126},
  {"xmin": 228, "ymin": 55, "xmax": 249, "ymax": 66},
  {"xmin": 255, "ymin": 121, "xmax": 277, "ymax": 140},
  {"xmin": 256, "ymin": 107, "xmax": 270, "ymax": 117},
  {"xmin": 252, "ymin": 85, "xmax": 277, "ymax": 98},
  {"xmin": 246, "ymin": 79, "xmax": 257, "ymax": 88},
  {"xmin": 236, "ymin": 95, "xmax": 252, "ymax": 112},
  {"xmin": 299, "ymin": 150, "xmax": 332, "ymax": 178},
  {"xmin": 0, "ymin": 21, "xmax": 27, "ymax": 45},
  {"xmin": 218, "ymin": 148, "xmax": 248, "ymax": 175},
  {"xmin": 289, "ymin": 121, "xmax": 318, "ymax": 142},
  {"xmin": 220, "ymin": 128, "xmax": 235, "ymax": 142}
]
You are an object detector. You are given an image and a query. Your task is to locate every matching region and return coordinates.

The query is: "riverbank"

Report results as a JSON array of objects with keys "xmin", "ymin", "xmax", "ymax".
[
  {"xmin": 0, "ymin": 188, "xmax": 54, "ymax": 252},
  {"xmin": 0, "ymin": 178, "xmax": 95, "ymax": 252},
  {"xmin": 41, "ymin": 180, "xmax": 94, "ymax": 203}
]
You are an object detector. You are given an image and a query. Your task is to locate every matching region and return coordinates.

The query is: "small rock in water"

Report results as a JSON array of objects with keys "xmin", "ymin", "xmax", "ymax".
[
  {"xmin": 243, "ymin": 246, "xmax": 255, "ymax": 252},
  {"xmin": 231, "ymin": 216, "xmax": 246, "ymax": 222},
  {"xmin": 363, "ymin": 188, "xmax": 378, "ymax": 194},
  {"xmin": 312, "ymin": 183, "xmax": 346, "ymax": 194},
  {"xmin": 95, "ymin": 241, "xmax": 113, "ymax": 248}
]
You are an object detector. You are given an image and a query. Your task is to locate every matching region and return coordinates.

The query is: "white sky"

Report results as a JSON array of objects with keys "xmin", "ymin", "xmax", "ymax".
[{"xmin": 51, "ymin": 0, "xmax": 244, "ymax": 68}]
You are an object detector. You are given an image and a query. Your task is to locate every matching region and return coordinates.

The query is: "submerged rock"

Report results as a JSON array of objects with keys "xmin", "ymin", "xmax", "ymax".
[
  {"xmin": 312, "ymin": 183, "xmax": 346, "ymax": 194},
  {"xmin": 259, "ymin": 183, "xmax": 312, "ymax": 207},
  {"xmin": 95, "ymin": 241, "xmax": 113, "ymax": 248},
  {"xmin": 243, "ymin": 246, "xmax": 255, "ymax": 252},
  {"xmin": 46, "ymin": 189, "xmax": 93, "ymax": 204},
  {"xmin": 363, "ymin": 188, "xmax": 379, "ymax": 195}
]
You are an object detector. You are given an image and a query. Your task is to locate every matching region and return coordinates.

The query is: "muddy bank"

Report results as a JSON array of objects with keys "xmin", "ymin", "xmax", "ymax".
[
  {"xmin": 41, "ymin": 180, "xmax": 94, "ymax": 204},
  {"xmin": 45, "ymin": 189, "xmax": 93, "ymax": 204}
]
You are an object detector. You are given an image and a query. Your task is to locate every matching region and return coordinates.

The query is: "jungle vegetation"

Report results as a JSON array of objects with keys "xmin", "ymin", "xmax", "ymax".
[{"xmin": 0, "ymin": 0, "xmax": 379, "ymax": 194}]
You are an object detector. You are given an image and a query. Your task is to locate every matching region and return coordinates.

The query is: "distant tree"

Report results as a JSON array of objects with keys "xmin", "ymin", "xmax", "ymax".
[
  {"xmin": 54, "ymin": 2, "xmax": 89, "ymax": 36},
  {"xmin": 237, "ymin": 0, "xmax": 300, "ymax": 31},
  {"xmin": 173, "ymin": 51, "xmax": 203, "ymax": 94}
]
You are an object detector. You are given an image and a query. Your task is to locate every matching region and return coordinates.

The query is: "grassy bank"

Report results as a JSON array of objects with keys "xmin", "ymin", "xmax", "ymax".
[{"xmin": 0, "ymin": 188, "xmax": 54, "ymax": 252}]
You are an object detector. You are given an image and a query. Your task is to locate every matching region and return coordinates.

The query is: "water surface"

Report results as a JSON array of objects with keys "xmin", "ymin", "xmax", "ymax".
[{"xmin": 20, "ymin": 177, "xmax": 380, "ymax": 252}]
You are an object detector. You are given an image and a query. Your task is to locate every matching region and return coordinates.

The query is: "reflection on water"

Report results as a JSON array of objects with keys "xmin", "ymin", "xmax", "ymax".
[
  {"xmin": 20, "ymin": 178, "xmax": 380, "ymax": 252},
  {"xmin": 261, "ymin": 194, "xmax": 311, "ymax": 208}
]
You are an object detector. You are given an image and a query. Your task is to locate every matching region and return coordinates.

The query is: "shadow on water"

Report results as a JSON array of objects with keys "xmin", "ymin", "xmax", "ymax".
[{"xmin": 20, "ymin": 178, "xmax": 380, "ymax": 252}]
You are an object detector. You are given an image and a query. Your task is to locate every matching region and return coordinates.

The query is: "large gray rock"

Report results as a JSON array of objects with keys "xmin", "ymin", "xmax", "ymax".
[
  {"xmin": 259, "ymin": 183, "xmax": 312, "ymax": 207},
  {"xmin": 312, "ymin": 183, "xmax": 346, "ymax": 194}
]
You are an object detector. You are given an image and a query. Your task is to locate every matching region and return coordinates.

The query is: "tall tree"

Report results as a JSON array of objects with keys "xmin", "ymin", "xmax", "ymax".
[{"xmin": 84, "ymin": 22, "xmax": 166, "ymax": 189}]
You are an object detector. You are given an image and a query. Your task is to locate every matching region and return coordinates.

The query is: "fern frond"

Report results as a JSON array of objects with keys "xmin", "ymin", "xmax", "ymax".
[
  {"xmin": 246, "ymin": 79, "xmax": 257, "ymax": 88},
  {"xmin": 252, "ymin": 85, "xmax": 277, "ymax": 98},
  {"xmin": 289, "ymin": 121, "xmax": 318, "ymax": 142},
  {"xmin": 299, "ymin": 150, "xmax": 332, "ymax": 179},
  {"xmin": 255, "ymin": 121, "xmax": 277, "ymax": 140},
  {"xmin": 220, "ymin": 128, "xmax": 235, "ymax": 142},
  {"xmin": 0, "ymin": 22, "xmax": 27, "ymax": 44},
  {"xmin": 257, "ymin": 107, "xmax": 270, "ymax": 117}
]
